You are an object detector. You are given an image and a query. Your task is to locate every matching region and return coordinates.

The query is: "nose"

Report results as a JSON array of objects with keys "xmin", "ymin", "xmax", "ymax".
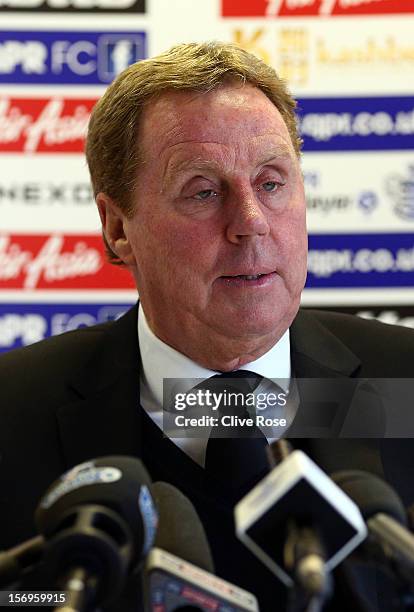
[{"xmin": 225, "ymin": 187, "xmax": 270, "ymax": 244}]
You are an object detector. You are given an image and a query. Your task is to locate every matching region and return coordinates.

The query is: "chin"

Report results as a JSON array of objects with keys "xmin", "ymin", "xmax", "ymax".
[{"xmin": 216, "ymin": 308, "xmax": 290, "ymax": 339}]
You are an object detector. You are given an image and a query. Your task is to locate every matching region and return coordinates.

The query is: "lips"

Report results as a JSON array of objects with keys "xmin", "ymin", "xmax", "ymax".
[
  {"xmin": 222, "ymin": 273, "xmax": 264, "ymax": 280},
  {"xmin": 220, "ymin": 271, "xmax": 274, "ymax": 280},
  {"xmin": 217, "ymin": 271, "xmax": 277, "ymax": 287}
]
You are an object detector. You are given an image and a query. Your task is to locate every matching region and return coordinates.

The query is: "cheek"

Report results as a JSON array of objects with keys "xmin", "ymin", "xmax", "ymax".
[
  {"xmin": 272, "ymin": 210, "xmax": 307, "ymax": 280},
  {"xmin": 134, "ymin": 219, "xmax": 217, "ymax": 291},
  {"xmin": 161, "ymin": 221, "xmax": 218, "ymax": 267},
  {"xmin": 273, "ymin": 209, "xmax": 306, "ymax": 252}
]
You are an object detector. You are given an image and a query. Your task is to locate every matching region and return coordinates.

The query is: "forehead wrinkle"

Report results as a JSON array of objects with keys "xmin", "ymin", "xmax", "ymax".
[
  {"xmin": 167, "ymin": 157, "xmax": 221, "ymax": 179},
  {"xmin": 160, "ymin": 133, "xmax": 296, "ymax": 191},
  {"xmin": 162, "ymin": 141, "xmax": 234, "ymax": 187}
]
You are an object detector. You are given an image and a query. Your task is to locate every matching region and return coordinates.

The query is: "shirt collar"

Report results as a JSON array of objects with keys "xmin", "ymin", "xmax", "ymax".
[{"xmin": 138, "ymin": 303, "xmax": 291, "ymax": 408}]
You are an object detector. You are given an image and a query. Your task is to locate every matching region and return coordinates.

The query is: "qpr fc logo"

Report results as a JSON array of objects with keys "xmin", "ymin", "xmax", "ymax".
[{"xmin": 387, "ymin": 166, "xmax": 414, "ymax": 221}]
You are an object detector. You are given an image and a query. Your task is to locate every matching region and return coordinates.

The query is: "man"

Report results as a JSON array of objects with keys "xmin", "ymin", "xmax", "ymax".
[{"xmin": 1, "ymin": 42, "xmax": 414, "ymax": 611}]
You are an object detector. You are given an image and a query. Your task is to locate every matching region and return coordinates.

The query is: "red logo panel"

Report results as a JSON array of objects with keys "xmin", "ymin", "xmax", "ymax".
[
  {"xmin": 222, "ymin": 0, "xmax": 414, "ymax": 17},
  {"xmin": 0, "ymin": 98, "xmax": 97, "ymax": 153},
  {"xmin": 0, "ymin": 234, "xmax": 136, "ymax": 290}
]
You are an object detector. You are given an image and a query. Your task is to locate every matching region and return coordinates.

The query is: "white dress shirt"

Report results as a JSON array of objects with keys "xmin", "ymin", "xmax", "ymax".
[{"xmin": 138, "ymin": 304, "xmax": 296, "ymax": 467}]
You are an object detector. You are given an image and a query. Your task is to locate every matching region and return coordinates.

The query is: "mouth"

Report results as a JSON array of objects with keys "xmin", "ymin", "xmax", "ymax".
[
  {"xmin": 218, "ymin": 271, "xmax": 277, "ymax": 287},
  {"xmin": 222, "ymin": 273, "xmax": 265, "ymax": 280}
]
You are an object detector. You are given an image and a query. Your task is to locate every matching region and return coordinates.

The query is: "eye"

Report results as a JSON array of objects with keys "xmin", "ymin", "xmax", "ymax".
[
  {"xmin": 261, "ymin": 180, "xmax": 281, "ymax": 192},
  {"xmin": 193, "ymin": 189, "xmax": 218, "ymax": 200}
]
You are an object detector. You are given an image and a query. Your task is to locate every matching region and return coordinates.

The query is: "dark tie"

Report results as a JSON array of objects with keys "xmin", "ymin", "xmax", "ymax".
[{"xmin": 204, "ymin": 370, "xmax": 269, "ymax": 501}]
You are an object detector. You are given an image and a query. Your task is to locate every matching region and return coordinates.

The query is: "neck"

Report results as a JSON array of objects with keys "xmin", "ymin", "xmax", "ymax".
[{"xmin": 147, "ymin": 316, "xmax": 293, "ymax": 372}]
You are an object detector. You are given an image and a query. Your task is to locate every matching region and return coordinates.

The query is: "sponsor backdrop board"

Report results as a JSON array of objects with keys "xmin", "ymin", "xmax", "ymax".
[
  {"xmin": 0, "ymin": 30, "xmax": 147, "ymax": 85},
  {"xmin": 303, "ymin": 152, "xmax": 414, "ymax": 232},
  {"xmin": 0, "ymin": 97, "xmax": 96, "ymax": 153},
  {"xmin": 1, "ymin": 0, "xmax": 413, "ymax": 350},
  {"xmin": 0, "ymin": 303, "xmax": 131, "ymax": 352},
  {"xmin": 0, "ymin": 0, "xmax": 146, "ymax": 12},
  {"xmin": 0, "ymin": 155, "xmax": 98, "ymax": 232},
  {"xmin": 303, "ymin": 304, "xmax": 414, "ymax": 331}
]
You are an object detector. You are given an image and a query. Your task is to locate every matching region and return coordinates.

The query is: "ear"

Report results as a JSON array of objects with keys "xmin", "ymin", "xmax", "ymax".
[{"xmin": 96, "ymin": 193, "xmax": 136, "ymax": 266}]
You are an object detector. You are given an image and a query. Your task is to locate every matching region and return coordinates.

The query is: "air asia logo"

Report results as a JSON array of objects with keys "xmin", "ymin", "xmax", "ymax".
[
  {"xmin": 0, "ymin": 0, "xmax": 145, "ymax": 12},
  {"xmin": 0, "ymin": 98, "xmax": 95, "ymax": 153},
  {"xmin": 222, "ymin": 0, "xmax": 414, "ymax": 17},
  {"xmin": 387, "ymin": 166, "xmax": 414, "ymax": 221},
  {"xmin": 0, "ymin": 31, "xmax": 146, "ymax": 84},
  {"xmin": 0, "ymin": 234, "xmax": 136, "ymax": 290}
]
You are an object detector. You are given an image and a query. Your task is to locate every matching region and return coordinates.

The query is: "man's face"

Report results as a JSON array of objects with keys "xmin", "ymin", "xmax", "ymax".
[{"xmin": 120, "ymin": 83, "xmax": 307, "ymax": 360}]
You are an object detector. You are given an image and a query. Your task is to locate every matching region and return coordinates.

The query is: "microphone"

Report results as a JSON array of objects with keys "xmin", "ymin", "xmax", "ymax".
[
  {"xmin": 152, "ymin": 481, "xmax": 214, "ymax": 573},
  {"xmin": 332, "ymin": 470, "xmax": 414, "ymax": 587},
  {"xmin": 0, "ymin": 536, "xmax": 44, "ymax": 588},
  {"xmin": 234, "ymin": 446, "xmax": 367, "ymax": 608},
  {"xmin": 145, "ymin": 482, "xmax": 258, "ymax": 611},
  {"xmin": 35, "ymin": 456, "xmax": 158, "ymax": 612}
]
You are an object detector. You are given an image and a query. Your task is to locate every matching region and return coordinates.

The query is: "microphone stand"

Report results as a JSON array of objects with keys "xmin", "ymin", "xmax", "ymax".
[
  {"xmin": 0, "ymin": 535, "xmax": 44, "ymax": 587},
  {"xmin": 285, "ymin": 522, "xmax": 332, "ymax": 612},
  {"xmin": 267, "ymin": 441, "xmax": 332, "ymax": 612}
]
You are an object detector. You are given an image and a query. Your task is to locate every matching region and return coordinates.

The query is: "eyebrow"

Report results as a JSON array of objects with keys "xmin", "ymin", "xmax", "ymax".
[
  {"xmin": 258, "ymin": 144, "xmax": 293, "ymax": 165},
  {"xmin": 163, "ymin": 143, "xmax": 294, "ymax": 188},
  {"xmin": 163, "ymin": 157, "xmax": 221, "ymax": 188}
]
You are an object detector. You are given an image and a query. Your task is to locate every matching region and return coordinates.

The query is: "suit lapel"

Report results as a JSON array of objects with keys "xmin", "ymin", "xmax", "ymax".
[
  {"xmin": 290, "ymin": 308, "xmax": 361, "ymax": 379},
  {"xmin": 57, "ymin": 304, "xmax": 143, "ymax": 468},
  {"xmin": 55, "ymin": 303, "xmax": 230, "ymax": 506},
  {"xmin": 289, "ymin": 309, "xmax": 386, "ymax": 479}
]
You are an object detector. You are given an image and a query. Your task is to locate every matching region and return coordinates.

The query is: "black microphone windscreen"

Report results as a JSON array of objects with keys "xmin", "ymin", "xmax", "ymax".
[
  {"xmin": 152, "ymin": 482, "xmax": 214, "ymax": 574},
  {"xmin": 35, "ymin": 456, "xmax": 157, "ymax": 564},
  {"xmin": 332, "ymin": 470, "xmax": 407, "ymax": 525}
]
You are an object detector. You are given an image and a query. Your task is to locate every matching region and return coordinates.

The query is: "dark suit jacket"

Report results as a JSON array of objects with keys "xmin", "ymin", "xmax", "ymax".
[{"xmin": 1, "ymin": 304, "xmax": 414, "ymax": 611}]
